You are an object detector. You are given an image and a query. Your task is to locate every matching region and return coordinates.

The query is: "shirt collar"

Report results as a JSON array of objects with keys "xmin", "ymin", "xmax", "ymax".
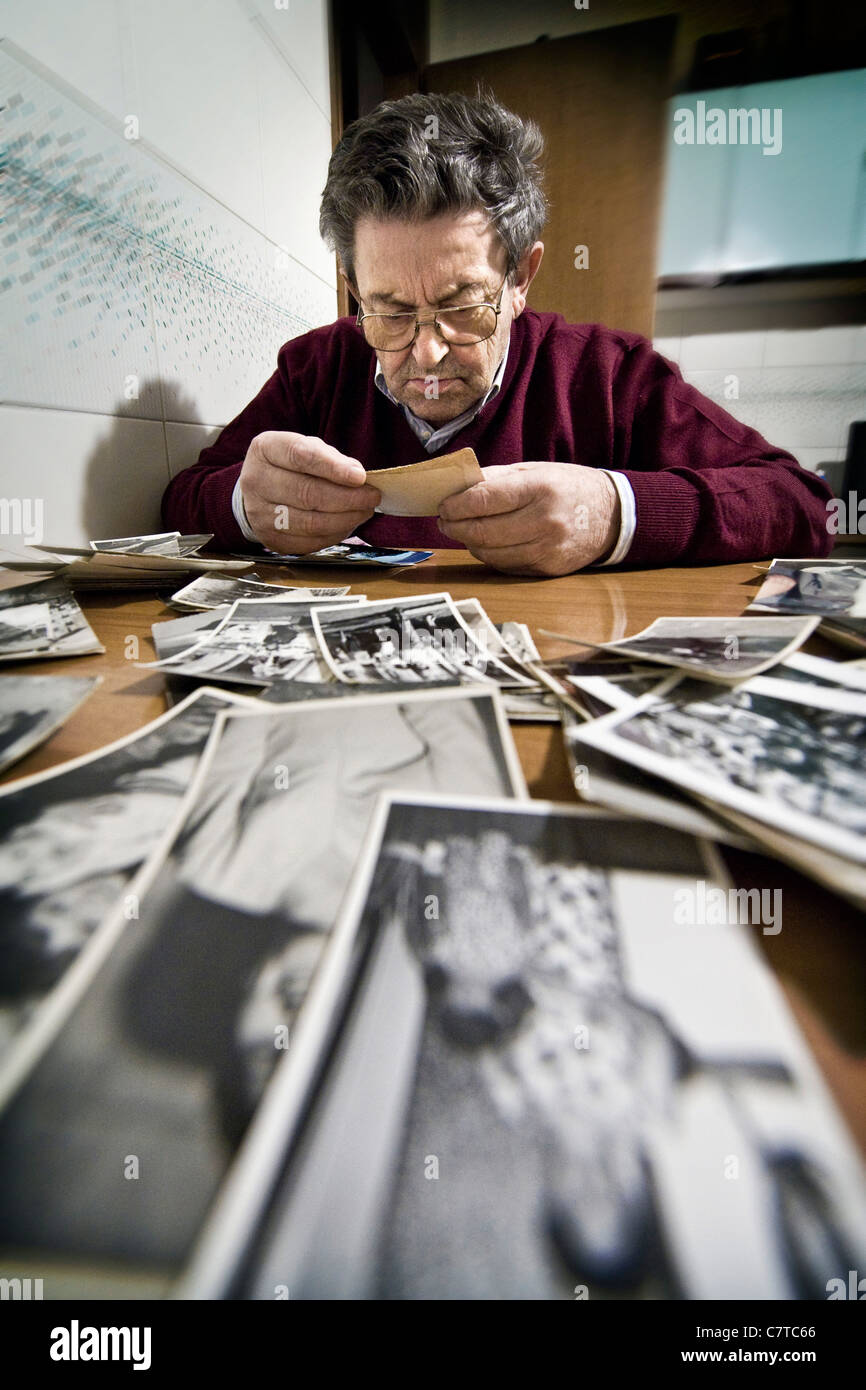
[{"xmin": 373, "ymin": 338, "xmax": 510, "ymax": 448}]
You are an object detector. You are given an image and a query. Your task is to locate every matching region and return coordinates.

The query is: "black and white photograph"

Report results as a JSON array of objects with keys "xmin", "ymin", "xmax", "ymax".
[
  {"xmin": 90, "ymin": 532, "xmax": 185, "ymax": 555},
  {"xmin": 0, "ymin": 689, "xmax": 525, "ymax": 1284},
  {"xmin": 312, "ymin": 593, "xmax": 535, "ymax": 688},
  {"xmin": 559, "ymin": 707, "xmax": 753, "ymax": 847},
  {"xmin": 547, "ymin": 658, "xmax": 675, "ymax": 716},
  {"xmin": 452, "ymin": 598, "xmax": 539, "ymax": 687},
  {"xmin": 597, "ymin": 615, "xmax": 820, "ymax": 682},
  {"xmin": 169, "ymin": 575, "xmax": 353, "ymax": 611},
  {"xmin": 0, "ymin": 674, "xmax": 100, "ymax": 775},
  {"xmin": 0, "ymin": 687, "xmax": 260, "ymax": 1075},
  {"xmin": 143, "ymin": 598, "xmax": 344, "ymax": 685},
  {"xmin": 0, "ymin": 575, "xmax": 104, "ymax": 661},
  {"xmin": 152, "ymin": 607, "xmax": 227, "ymax": 662},
  {"xmin": 748, "ymin": 559, "xmax": 866, "ymax": 617},
  {"xmin": 574, "ymin": 676, "xmax": 866, "ymax": 864},
  {"xmin": 196, "ymin": 793, "xmax": 866, "ymax": 1302}
]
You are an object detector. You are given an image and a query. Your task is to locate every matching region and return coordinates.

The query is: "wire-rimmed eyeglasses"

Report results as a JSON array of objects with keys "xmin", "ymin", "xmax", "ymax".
[{"xmin": 355, "ymin": 275, "xmax": 508, "ymax": 352}]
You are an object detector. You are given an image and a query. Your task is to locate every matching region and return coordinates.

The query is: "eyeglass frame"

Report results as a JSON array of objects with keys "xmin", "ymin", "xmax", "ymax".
[{"xmin": 353, "ymin": 273, "xmax": 510, "ymax": 351}]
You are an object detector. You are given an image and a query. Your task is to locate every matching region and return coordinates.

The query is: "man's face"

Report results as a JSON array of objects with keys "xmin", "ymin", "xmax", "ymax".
[{"xmin": 350, "ymin": 210, "xmax": 533, "ymax": 424}]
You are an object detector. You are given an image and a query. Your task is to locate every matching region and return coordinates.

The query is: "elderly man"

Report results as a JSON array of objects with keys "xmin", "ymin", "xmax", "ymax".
[{"xmin": 162, "ymin": 92, "xmax": 833, "ymax": 577}]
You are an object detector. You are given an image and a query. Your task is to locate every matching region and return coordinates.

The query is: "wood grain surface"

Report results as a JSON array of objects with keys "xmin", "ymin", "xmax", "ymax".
[{"xmin": 2, "ymin": 552, "xmax": 864, "ymax": 1152}]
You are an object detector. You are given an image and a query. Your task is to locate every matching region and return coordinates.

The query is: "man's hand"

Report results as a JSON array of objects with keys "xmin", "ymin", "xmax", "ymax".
[
  {"xmin": 437, "ymin": 462, "xmax": 621, "ymax": 576},
  {"xmin": 238, "ymin": 432, "xmax": 381, "ymax": 553}
]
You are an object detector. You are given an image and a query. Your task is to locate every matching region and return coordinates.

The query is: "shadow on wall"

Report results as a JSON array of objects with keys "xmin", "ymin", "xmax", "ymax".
[{"xmin": 81, "ymin": 381, "xmax": 212, "ymax": 541}]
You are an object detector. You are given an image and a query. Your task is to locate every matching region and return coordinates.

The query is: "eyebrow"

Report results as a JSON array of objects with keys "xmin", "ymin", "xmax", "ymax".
[{"xmin": 369, "ymin": 281, "xmax": 491, "ymax": 310}]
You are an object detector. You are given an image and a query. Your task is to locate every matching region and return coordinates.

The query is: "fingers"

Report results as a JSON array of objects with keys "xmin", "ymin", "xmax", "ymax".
[
  {"xmin": 240, "ymin": 431, "xmax": 381, "ymax": 552},
  {"xmin": 258, "ymin": 467, "xmax": 380, "ymax": 516},
  {"xmin": 438, "ymin": 464, "xmax": 538, "ymax": 522},
  {"xmin": 439, "ymin": 501, "xmax": 546, "ymax": 551},
  {"xmin": 255, "ymin": 431, "xmax": 368, "ymax": 487},
  {"xmin": 244, "ymin": 499, "xmax": 379, "ymax": 553}
]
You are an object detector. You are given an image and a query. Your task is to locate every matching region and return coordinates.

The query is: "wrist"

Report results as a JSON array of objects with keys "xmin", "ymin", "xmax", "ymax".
[{"xmin": 593, "ymin": 470, "xmax": 621, "ymax": 563}]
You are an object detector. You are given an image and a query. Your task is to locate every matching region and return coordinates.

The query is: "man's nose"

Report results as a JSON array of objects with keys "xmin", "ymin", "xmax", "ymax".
[{"xmin": 411, "ymin": 323, "xmax": 451, "ymax": 371}]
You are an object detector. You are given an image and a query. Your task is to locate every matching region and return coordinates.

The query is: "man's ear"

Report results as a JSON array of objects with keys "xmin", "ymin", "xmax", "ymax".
[
  {"xmin": 511, "ymin": 242, "xmax": 544, "ymax": 317},
  {"xmin": 339, "ymin": 265, "xmax": 359, "ymax": 303}
]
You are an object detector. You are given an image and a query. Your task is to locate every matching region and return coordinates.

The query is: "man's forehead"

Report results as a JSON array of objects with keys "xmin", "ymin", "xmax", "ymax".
[
  {"xmin": 352, "ymin": 211, "xmax": 504, "ymax": 302},
  {"xmin": 369, "ymin": 276, "xmax": 494, "ymax": 307}
]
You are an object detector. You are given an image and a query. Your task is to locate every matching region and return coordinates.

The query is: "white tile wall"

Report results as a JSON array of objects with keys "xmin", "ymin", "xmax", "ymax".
[
  {"xmin": 2, "ymin": 0, "xmax": 335, "ymax": 540},
  {"xmin": 0, "ymin": 406, "xmax": 170, "ymax": 547},
  {"xmin": 165, "ymin": 421, "xmax": 221, "ymax": 479},
  {"xmin": 653, "ymin": 318, "xmax": 866, "ymax": 470}
]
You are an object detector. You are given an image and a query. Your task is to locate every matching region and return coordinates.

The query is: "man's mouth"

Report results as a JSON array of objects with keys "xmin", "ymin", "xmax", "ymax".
[{"xmin": 404, "ymin": 377, "xmax": 462, "ymax": 392}]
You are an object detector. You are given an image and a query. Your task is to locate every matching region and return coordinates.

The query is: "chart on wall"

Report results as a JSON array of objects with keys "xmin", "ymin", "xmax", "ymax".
[{"xmin": 1, "ymin": 43, "xmax": 337, "ymax": 425}]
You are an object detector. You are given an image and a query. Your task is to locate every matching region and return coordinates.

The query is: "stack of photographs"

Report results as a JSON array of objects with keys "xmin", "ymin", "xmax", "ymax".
[
  {"xmin": 2, "ymin": 533, "xmax": 256, "ymax": 590},
  {"xmin": 179, "ymin": 793, "xmax": 866, "ymax": 1301},
  {"xmin": 310, "ymin": 593, "xmax": 538, "ymax": 690},
  {"xmin": 145, "ymin": 591, "xmax": 556, "ymax": 719},
  {"xmin": 0, "ymin": 576, "xmax": 104, "ymax": 661},
  {"xmin": 0, "ymin": 688, "xmax": 525, "ymax": 1297},
  {"xmin": 747, "ymin": 558, "xmax": 866, "ymax": 653}
]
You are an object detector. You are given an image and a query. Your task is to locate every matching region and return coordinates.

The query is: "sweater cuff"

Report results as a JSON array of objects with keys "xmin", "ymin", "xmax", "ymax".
[
  {"xmin": 597, "ymin": 471, "xmax": 636, "ymax": 566},
  {"xmin": 619, "ymin": 470, "xmax": 703, "ymax": 567}
]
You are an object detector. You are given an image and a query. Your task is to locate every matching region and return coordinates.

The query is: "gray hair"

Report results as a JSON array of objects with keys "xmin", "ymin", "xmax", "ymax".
[{"xmin": 319, "ymin": 90, "xmax": 547, "ymax": 284}]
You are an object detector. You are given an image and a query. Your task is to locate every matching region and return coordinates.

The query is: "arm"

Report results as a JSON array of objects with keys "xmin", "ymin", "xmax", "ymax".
[
  {"xmin": 614, "ymin": 345, "xmax": 835, "ymax": 566},
  {"xmin": 162, "ymin": 349, "xmax": 379, "ymax": 552},
  {"xmin": 162, "ymin": 367, "xmax": 297, "ymax": 550}
]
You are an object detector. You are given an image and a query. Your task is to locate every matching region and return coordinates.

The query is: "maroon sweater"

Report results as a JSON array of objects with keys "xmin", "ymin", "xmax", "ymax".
[{"xmin": 162, "ymin": 310, "xmax": 833, "ymax": 565}]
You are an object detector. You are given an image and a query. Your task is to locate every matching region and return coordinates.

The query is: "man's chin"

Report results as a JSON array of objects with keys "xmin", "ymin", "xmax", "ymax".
[{"xmin": 392, "ymin": 381, "xmax": 473, "ymax": 422}]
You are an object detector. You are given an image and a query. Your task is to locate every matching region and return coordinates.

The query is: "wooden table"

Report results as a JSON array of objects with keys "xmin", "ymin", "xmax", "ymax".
[{"xmin": 2, "ymin": 552, "xmax": 865, "ymax": 1155}]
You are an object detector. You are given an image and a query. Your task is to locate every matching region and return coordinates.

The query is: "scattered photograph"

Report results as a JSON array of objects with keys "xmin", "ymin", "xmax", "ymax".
[
  {"xmin": 743, "ymin": 652, "xmax": 866, "ymax": 714},
  {"xmin": 143, "ymin": 599, "xmax": 341, "ymax": 686},
  {"xmin": 0, "ymin": 687, "xmax": 261, "ymax": 1066},
  {"xmin": 499, "ymin": 621, "xmax": 541, "ymax": 666},
  {"xmin": 748, "ymin": 559, "xmax": 866, "ymax": 617},
  {"xmin": 0, "ymin": 675, "xmax": 100, "ymax": 775},
  {"xmin": 0, "ymin": 688, "xmax": 526, "ymax": 1276},
  {"xmin": 500, "ymin": 689, "xmax": 562, "ymax": 722},
  {"xmin": 208, "ymin": 793, "xmax": 866, "ymax": 1302},
  {"xmin": 597, "ymin": 616, "xmax": 820, "ymax": 682},
  {"xmin": 91, "ymin": 532, "xmax": 183, "ymax": 555},
  {"xmin": 452, "ymin": 599, "xmax": 538, "ymax": 687},
  {"xmin": 559, "ymin": 707, "xmax": 752, "ymax": 847},
  {"xmin": 151, "ymin": 609, "xmax": 226, "ymax": 663},
  {"xmin": 531, "ymin": 657, "xmax": 670, "ymax": 719},
  {"xmin": 312, "ymin": 593, "xmax": 534, "ymax": 689},
  {"xmin": 169, "ymin": 575, "xmax": 353, "ymax": 611},
  {"xmin": 574, "ymin": 676, "xmax": 866, "ymax": 864},
  {"xmin": 0, "ymin": 576, "xmax": 104, "ymax": 661}
]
